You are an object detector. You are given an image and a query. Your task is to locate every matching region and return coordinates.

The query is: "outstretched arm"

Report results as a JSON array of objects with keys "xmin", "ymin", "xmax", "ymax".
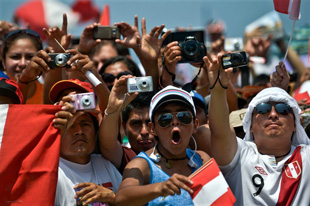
[
  {"xmin": 203, "ymin": 53, "xmax": 237, "ymax": 166},
  {"xmin": 99, "ymin": 75, "xmax": 138, "ymax": 169}
]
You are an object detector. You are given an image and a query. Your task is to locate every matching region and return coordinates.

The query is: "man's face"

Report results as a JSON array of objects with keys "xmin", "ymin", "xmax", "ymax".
[
  {"xmin": 250, "ymin": 102, "xmax": 296, "ymax": 144},
  {"xmin": 92, "ymin": 44, "xmax": 118, "ymax": 71},
  {"xmin": 150, "ymin": 103, "xmax": 198, "ymax": 156},
  {"xmin": 60, "ymin": 113, "xmax": 96, "ymax": 164},
  {"xmin": 123, "ymin": 107, "xmax": 156, "ymax": 153}
]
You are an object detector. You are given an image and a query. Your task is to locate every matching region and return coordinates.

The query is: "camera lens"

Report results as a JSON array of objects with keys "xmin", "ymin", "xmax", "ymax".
[
  {"xmin": 183, "ymin": 41, "xmax": 199, "ymax": 60},
  {"xmin": 231, "ymin": 53, "xmax": 243, "ymax": 65},
  {"xmin": 55, "ymin": 54, "xmax": 68, "ymax": 67},
  {"xmin": 80, "ymin": 96, "xmax": 93, "ymax": 108}
]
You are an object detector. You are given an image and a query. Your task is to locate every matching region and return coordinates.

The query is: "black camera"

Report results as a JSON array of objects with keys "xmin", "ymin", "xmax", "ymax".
[
  {"xmin": 47, "ymin": 53, "xmax": 71, "ymax": 69},
  {"xmin": 93, "ymin": 26, "xmax": 121, "ymax": 40},
  {"xmin": 178, "ymin": 36, "xmax": 206, "ymax": 63},
  {"xmin": 221, "ymin": 51, "xmax": 248, "ymax": 69}
]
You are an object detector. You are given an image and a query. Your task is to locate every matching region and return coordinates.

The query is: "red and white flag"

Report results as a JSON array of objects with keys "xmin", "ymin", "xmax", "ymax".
[
  {"xmin": 0, "ymin": 104, "xmax": 61, "ymax": 206},
  {"xmin": 189, "ymin": 158, "xmax": 236, "ymax": 206},
  {"xmin": 273, "ymin": 0, "xmax": 301, "ymax": 20}
]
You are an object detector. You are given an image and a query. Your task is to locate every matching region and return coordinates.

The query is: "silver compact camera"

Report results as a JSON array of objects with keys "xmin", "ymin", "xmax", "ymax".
[
  {"xmin": 70, "ymin": 92, "xmax": 96, "ymax": 111},
  {"xmin": 47, "ymin": 53, "xmax": 71, "ymax": 68},
  {"xmin": 127, "ymin": 76, "xmax": 153, "ymax": 93}
]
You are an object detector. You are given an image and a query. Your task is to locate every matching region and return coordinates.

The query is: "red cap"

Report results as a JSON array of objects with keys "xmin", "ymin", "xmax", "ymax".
[
  {"xmin": 49, "ymin": 79, "xmax": 94, "ymax": 103},
  {"xmin": 0, "ymin": 78, "xmax": 24, "ymax": 104}
]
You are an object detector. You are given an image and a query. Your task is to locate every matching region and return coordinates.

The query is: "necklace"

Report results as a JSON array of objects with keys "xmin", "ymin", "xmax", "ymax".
[
  {"xmin": 259, "ymin": 149, "xmax": 291, "ymax": 159},
  {"xmin": 156, "ymin": 145, "xmax": 187, "ymax": 169}
]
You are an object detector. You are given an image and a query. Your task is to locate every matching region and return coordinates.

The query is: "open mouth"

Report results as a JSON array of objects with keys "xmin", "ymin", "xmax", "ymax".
[{"xmin": 171, "ymin": 131, "xmax": 181, "ymax": 144}]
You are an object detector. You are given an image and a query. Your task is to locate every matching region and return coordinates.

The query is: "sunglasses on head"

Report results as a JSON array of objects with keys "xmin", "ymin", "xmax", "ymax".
[
  {"xmin": 157, "ymin": 111, "xmax": 193, "ymax": 128},
  {"xmin": 255, "ymin": 102, "xmax": 292, "ymax": 115},
  {"xmin": 4, "ymin": 29, "xmax": 42, "ymax": 41},
  {"xmin": 101, "ymin": 71, "xmax": 132, "ymax": 83}
]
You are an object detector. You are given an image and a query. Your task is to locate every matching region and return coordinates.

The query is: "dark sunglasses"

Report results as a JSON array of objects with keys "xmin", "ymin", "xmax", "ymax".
[
  {"xmin": 4, "ymin": 29, "xmax": 42, "ymax": 41},
  {"xmin": 157, "ymin": 111, "xmax": 193, "ymax": 128},
  {"xmin": 255, "ymin": 102, "xmax": 292, "ymax": 115},
  {"xmin": 101, "ymin": 71, "xmax": 132, "ymax": 83}
]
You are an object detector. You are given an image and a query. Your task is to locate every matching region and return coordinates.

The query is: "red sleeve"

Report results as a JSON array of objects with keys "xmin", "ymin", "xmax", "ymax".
[{"xmin": 119, "ymin": 146, "xmax": 137, "ymax": 174}]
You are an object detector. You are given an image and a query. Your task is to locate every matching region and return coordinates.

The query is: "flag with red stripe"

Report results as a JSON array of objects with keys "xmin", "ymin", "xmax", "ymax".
[
  {"xmin": 273, "ymin": 0, "xmax": 301, "ymax": 20},
  {"xmin": 0, "ymin": 104, "xmax": 61, "ymax": 206},
  {"xmin": 189, "ymin": 158, "xmax": 236, "ymax": 206}
]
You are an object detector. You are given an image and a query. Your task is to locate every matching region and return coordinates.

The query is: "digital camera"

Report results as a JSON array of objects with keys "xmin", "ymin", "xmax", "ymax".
[
  {"xmin": 127, "ymin": 76, "xmax": 153, "ymax": 93},
  {"xmin": 178, "ymin": 36, "xmax": 206, "ymax": 63},
  {"xmin": 221, "ymin": 51, "xmax": 248, "ymax": 69},
  {"xmin": 93, "ymin": 26, "xmax": 121, "ymax": 40},
  {"xmin": 70, "ymin": 92, "xmax": 96, "ymax": 111},
  {"xmin": 47, "ymin": 53, "xmax": 71, "ymax": 68}
]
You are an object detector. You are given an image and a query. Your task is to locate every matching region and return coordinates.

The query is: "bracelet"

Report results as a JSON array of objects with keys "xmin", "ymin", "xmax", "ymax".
[
  {"xmin": 19, "ymin": 72, "xmax": 42, "ymax": 84},
  {"xmin": 104, "ymin": 93, "xmax": 129, "ymax": 116},
  {"xmin": 104, "ymin": 108, "xmax": 119, "ymax": 116}
]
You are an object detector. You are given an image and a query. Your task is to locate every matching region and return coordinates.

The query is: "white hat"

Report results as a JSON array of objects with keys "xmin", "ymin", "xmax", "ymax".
[
  {"xmin": 243, "ymin": 87, "xmax": 310, "ymax": 146},
  {"xmin": 149, "ymin": 86, "xmax": 196, "ymax": 122}
]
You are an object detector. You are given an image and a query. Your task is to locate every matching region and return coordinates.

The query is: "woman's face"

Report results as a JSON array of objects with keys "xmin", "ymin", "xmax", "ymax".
[{"xmin": 3, "ymin": 38, "xmax": 37, "ymax": 81}]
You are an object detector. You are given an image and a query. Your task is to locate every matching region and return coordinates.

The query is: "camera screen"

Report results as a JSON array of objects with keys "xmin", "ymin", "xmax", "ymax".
[{"xmin": 162, "ymin": 30, "xmax": 205, "ymax": 47}]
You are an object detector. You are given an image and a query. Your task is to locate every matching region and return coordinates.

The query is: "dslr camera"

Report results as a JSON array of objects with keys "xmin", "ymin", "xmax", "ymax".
[
  {"xmin": 178, "ymin": 36, "xmax": 206, "ymax": 63},
  {"xmin": 93, "ymin": 26, "xmax": 121, "ymax": 40},
  {"xmin": 127, "ymin": 76, "xmax": 153, "ymax": 93},
  {"xmin": 221, "ymin": 51, "xmax": 248, "ymax": 69},
  {"xmin": 70, "ymin": 92, "xmax": 96, "ymax": 111},
  {"xmin": 47, "ymin": 53, "xmax": 71, "ymax": 69}
]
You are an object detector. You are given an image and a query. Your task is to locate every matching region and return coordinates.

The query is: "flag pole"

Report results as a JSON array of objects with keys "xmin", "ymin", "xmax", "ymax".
[{"xmin": 283, "ymin": 20, "xmax": 296, "ymax": 61}]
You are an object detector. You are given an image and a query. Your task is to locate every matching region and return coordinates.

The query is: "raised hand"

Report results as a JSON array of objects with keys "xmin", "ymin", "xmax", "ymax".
[
  {"xmin": 115, "ymin": 15, "xmax": 141, "ymax": 51},
  {"xmin": 78, "ymin": 22, "xmax": 101, "ymax": 55},
  {"xmin": 244, "ymin": 35, "xmax": 271, "ymax": 58},
  {"xmin": 270, "ymin": 61, "xmax": 290, "ymax": 91},
  {"xmin": 163, "ymin": 41, "xmax": 181, "ymax": 73},
  {"xmin": 203, "ymin": 52, "xmax": 233, "ymax": 89},
  {"xmin": 74, "ymin": 182, "xmax": 116, "ymax": 205},
  {"xmin": 43, "ymin": 13, "xmax": 71, "ymax": 53}
]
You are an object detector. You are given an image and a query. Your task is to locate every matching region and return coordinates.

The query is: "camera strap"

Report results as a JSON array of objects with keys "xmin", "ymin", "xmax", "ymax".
[
  {"xmin": 161, "ymin": 55, "xmax": 176, "ymax": 81},
  {"xmin": 209, "ymin": 69, "xmax": 228, "ymax": 90},
  {"xmin": 182, "ymin": 62, "xmax": 204, "ymax": 92}
]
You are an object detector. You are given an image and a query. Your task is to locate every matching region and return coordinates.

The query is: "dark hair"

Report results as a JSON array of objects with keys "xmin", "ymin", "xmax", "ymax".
[
  {"xmin": 122, "ymin": 92, "xmax": 155, "ymax": 124},
  {"xmin": 99, "ymin": 56, "xmax": 142, "ymax": 77},
  {"xmin": 115, "ymin": 43, "xmax": 130, "ymax": 56},
  {"xmin": 2, "ymin": 29, "xmax": 43, "ymax": 61}
]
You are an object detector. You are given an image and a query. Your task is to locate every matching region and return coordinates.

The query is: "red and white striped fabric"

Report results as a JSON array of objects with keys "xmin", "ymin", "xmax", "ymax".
[
  {"xmin": 14, "ymin": 0, "xmax": 91, "ymax": 39},
  {"xmin": 0, "ymin": 104, "xmax": 61, "ymax": 206},
  {"xmin": 293, "ymin": 80, "xmax": 310, "ymax": 104},
  {"xmin": 273, "ymin": 0, "xmax": 301, "ymax": 20},
  {"xmin": 189, "ymin": 158, "xmax": 236, "ymax": 206}
]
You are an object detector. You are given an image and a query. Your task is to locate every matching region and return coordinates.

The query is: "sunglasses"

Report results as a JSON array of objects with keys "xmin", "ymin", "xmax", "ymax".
[
  {"xmin": 255, "ymin": 102, "xmax": 292, "ymax": 115},
  {"xmin": 157, "ymin": 111, "xmax": 193, "ymax": 128},
  {"xmin": 101, "ymin": 71, "xmax": 132, "ymax": 83},
  {"xmin": 4, "ymin": 29, "xmax": 42, "ymax": 42}
]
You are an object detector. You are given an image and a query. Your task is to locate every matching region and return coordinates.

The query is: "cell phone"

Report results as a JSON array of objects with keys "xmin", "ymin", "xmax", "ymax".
[
  {"xmin": 93, "ymin": 26, "xmax": 121, "ymax": 40},
  {"xmin": 161, "ymin": 29, "xmax": 205, "ymax": 47}
]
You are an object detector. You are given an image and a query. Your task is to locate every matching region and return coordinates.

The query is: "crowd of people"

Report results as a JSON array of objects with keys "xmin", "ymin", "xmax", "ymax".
[{"xmin": 1, "ymin": 10, "xmax": 310, "ymax": 206}]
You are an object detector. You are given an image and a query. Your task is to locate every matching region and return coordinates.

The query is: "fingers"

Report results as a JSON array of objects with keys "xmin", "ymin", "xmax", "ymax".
[
  {"xmin": 61, "ymin": 13, "xmax": 68, "ymax": 33},
  {"xmin": 161, "ymin": 174, "xmax": 194, "ymax": 197},
  {"xmin": 161, "ymin": 29, "xmax": 171, "ymax": 41},
  {"xmin": 134, "ymin": 15, "xmax": 138, "ymax": 28},
  {"xmin": 141, "ymin": 18, "xmax": 146, "ymax": 36}
]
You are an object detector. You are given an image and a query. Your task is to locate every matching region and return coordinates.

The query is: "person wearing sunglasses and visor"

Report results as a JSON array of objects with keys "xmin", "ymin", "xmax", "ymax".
[
  {"xmin": 205, "ymin": 53, "xmax": 310, "ymax": 206},
  {"xmin": 115, "ymin": 85, "xmax": 210, "ymax": 206}
]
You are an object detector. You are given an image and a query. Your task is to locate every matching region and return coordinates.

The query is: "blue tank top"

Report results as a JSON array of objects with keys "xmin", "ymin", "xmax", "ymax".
[{"xmin": 135, "ymin": 148, "xmax": 203, "ymax": 206}]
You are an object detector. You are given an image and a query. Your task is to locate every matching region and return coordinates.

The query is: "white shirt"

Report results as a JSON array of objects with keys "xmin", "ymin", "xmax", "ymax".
[
  {"xmin": 220, "ymin": 138, "xmax": 310, "ymax": 206},
  {"xmin": 55, "ymin": 154, "xmax": 122, "ymax": 206}
]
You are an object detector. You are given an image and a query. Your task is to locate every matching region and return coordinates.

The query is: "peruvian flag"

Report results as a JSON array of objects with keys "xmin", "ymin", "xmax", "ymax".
[
  {"xmin": 293, "ymin": 80, "xmax": 310, "ymax": 104},
  {"xmin": 273, "ymin": 0, "xmax": 301, "ymax": 20},
  {"xmin": 0, "ymin": 104, "xmax": 61, "ymax": 205},
  {"xmin": 189, "ymin": 158, "xmax": 236, "ymax": 206}
]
